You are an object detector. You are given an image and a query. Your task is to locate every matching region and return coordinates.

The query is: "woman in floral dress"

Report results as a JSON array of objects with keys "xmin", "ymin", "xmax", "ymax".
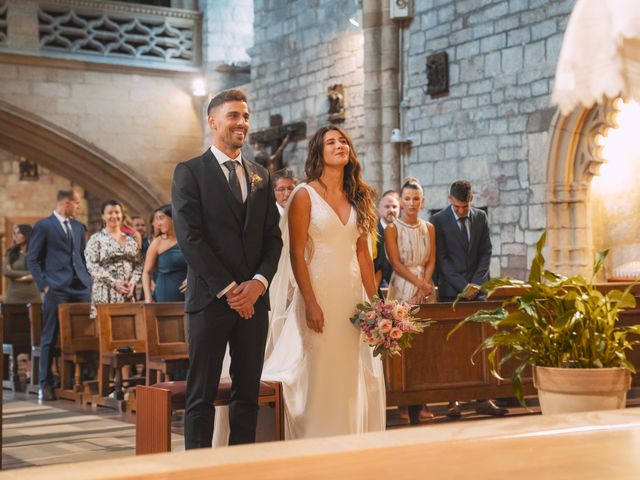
[{"xmin": 85, "ymin": 199, "xmax": 143, "ymax": 318}]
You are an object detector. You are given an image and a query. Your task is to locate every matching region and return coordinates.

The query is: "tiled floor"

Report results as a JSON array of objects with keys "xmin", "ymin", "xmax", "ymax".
[
  {"xmin": 3, "ymin": 389, "xmax": 636, "ymax": 473},
  {"xmin": 1, "ymin": 391, "xmax": 183, "ymax": 470}
]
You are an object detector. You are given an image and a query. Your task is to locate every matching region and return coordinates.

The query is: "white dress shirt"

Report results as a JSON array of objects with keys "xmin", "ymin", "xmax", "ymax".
[
  {"xmin": 211, "ymin": 145, "xmax": 248, "ymax": 202},
  {"xmin": 451, "ymin": 205, "xmax": 470, "ymax": 241},
  {"xmin": 53, "ymin": 210, "xmax": 71, "ymax": 234}
]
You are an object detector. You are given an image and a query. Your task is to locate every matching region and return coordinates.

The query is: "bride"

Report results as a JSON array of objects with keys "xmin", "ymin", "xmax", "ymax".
[
  {"xmin": 263, "ymin": 125, "xmax": 386, "ymax": 438},
  {"xmin": 214, "ymin": 125, "xmax": 386, "ymax": 442}
]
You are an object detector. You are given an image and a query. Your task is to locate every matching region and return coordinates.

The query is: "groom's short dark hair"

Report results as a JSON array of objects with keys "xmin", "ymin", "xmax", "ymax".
[{"xmin": 207, "ymin": 88, "xmax": 248, "ymax": 115}]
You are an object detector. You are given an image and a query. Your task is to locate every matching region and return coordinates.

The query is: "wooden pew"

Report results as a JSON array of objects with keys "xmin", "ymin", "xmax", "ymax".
[
  {"xmin": 135, "ymin": 379, "xmax": 284, "ymax": 455},
  {"xmin": 143, "ymin": 302, "xmax": 189, "ymax": 385},
  {"xmin": 385, "ymin": 284, "xmax": 640, "ymax": 408},
  {"xmin": 0, "ymin": 303, "xmax": 31, "ymax": 391},
  {"xmin": 95, "ymin": 303, "xmax": 147, "ymax": 412},
  {"xmin": 57, "ymin": 303, "xmax": 98, "ymax": 402},
  {"xmin": 27, "ymin": 303, "xmax": 43, "ymax": 394}
]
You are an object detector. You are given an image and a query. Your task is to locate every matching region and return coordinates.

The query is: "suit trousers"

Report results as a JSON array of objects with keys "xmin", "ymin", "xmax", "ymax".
[
  {"xmin": 40, "ymin": 281, "xmax": 91, "ymax": 389},
  {"xmin": 184, "ymin": 296, "xmax": 269, "ymax": 449}
]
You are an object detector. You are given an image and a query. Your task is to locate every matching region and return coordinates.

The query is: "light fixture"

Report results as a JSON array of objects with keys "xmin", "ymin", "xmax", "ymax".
[
  {"xmin": 191, "ymin": 77, "xmax": 207, "ymax": 97},
  {"xmin": 349, "ymin": 17, "xmax": 360, "ymax": 27}
]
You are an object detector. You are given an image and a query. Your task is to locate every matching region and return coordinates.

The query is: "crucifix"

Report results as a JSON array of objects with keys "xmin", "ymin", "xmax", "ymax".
[{"xmin": 249, "ymin": 115, "xmax": 306, "ymax": 173}]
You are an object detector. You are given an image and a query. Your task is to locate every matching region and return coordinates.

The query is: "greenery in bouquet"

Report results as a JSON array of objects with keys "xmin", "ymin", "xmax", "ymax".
[
  {"xmin": 448, "ymin": 231, "xmax": 640, "ymax": 405},
  {"xmin": 351, "ymin": 296, "xmax": 432, "ymax": 358}
]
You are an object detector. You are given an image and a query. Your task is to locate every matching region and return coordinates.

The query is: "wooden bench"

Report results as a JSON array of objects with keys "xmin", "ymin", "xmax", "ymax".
[
  {"xmin": 135, "ymin": 379, "xmax": 284, "ymax": 454},
  {"xmin": 26, "ymin": 303, "xmax": 43, "ymax": 394},
  {"xmin": 143, "ymin": 302, "xmax": 189, "ymax": 385},
  {"xmin": 0, "ymin": 303, "xmax": 32, "ymax": 391},
  {"xmin": 56, "ymin": 303, "xmax": 98, "ymax": 402},
  {"xmin": 95, "ymin": 303, "xmax": 147, "ymax": 411}
]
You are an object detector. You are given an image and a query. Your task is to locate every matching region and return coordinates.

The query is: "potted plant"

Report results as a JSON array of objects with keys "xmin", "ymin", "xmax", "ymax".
[{"xmin": 448, "ymin": 231, "xmax": 640, "ymax": 414}]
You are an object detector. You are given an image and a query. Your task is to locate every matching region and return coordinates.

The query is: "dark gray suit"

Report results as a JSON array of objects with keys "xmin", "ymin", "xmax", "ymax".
[
  {"xmin": 431, "ymin": 205, "xmax": 491, "ymax": 301},
  {"xmin": 172, "ymin": 149, "xmax": 282, "ymax": 448}
]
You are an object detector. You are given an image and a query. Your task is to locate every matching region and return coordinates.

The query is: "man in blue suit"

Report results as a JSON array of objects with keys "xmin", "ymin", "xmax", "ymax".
[{"xmin": 27, "ymin": 190, "xmax": 92, "ymax": 400}]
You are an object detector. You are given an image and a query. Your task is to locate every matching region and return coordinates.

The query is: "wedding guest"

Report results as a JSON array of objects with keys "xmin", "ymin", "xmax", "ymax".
[
  {"xmin": 131, "ymin": 215, "xmax": 149, "ymax": 256},
  {"xmin": 142, "ymin": 205, "xmax": 187, "ymax": 302},
  {"xmin": 2, "ymin": 224, "xmax": 40, "ymax": 304},
  {"xmin": 385, "ymin": 178, "xmax": 436, "ymax": 424},
  {"xmin": 28, "ymin": 189, "xmax": 92, "ymax": 401},
  {"xmin": 272, "ymin": 168, "xmax": 297, "ymax": 216},
  {"xmin": 373, "ymin": 190, "xmax": 400, "ymax": 294},
  {"xmin": 85, "ymin": 199, "xmax": 142, "ymax": 318},
  {"xmin": 431, "ymin": 179, "xmax": 506, "ymax": 418},
  {"xmin": 121, "ymin": 208, "xmax": 142, "ymax": 250}
]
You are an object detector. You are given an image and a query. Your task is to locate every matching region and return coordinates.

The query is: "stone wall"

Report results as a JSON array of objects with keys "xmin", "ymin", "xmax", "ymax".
[
  {"xmin": 200, "ymin": 0, "xmax": 254, "ymax": 94},
  {"xmin": 0, "ymin": 148, "xmax": 87, "ymax": 238},
  {"xmin": 401, "ymin": 0, "xmax": 574, "ymax": 278},
  {"xmin": 0, "ymin": 63, "xmax": 203, "ymax": 201},
  {"xmin": 249, "ymin": 0, "xmax": 364, "ymax": 176}
]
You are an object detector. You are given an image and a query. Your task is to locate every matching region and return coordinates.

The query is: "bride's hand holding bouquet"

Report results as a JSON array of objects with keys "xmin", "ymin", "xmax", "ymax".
[{"xmin": 350, "ymin": 296, "xmax": 431, "ymax": 358}]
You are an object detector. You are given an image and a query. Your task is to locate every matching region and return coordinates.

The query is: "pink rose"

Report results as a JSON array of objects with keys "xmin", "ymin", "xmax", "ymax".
[
  {"xmin": 390, "ymin": 327, "xmax": 403, "ymax": 339},
  {"xmin": 364, "ymin": 310, "xmax": 377, "ymax": 321},
  {"xmin": 378, "ymin": 319, "xmax": 392, "ymax": 333},
  {"xmin": 392, "ymin": 304, "xmax": 405, "ymax": 319}
]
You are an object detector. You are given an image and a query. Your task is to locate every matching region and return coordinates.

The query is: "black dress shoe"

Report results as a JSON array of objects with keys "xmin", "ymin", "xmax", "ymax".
[
  {"xmin": 39, "ymin": 385, "xmax": 56, "ymax": 401},
  {"xmin": 446, "ymin": 401, "xmax": 462, "ymax": 418},
  {"xmin": 475, "ymin": 399, "xmax": 508, "ymax": 417}
]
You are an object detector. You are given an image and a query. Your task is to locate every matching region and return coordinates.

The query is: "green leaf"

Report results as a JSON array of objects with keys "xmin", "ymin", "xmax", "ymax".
[{"xmin": 592, "ymin": 249, "xmax": 609, "ymax": 279}]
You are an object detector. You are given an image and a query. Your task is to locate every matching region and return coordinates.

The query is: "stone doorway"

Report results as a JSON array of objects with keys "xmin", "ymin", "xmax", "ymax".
[{"xmin": 546, "ymin": 98, "xmax": 640, "ymax": 279}]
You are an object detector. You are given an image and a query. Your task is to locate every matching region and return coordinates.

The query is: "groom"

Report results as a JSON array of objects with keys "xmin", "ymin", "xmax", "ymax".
[{"xmin": 172, "ymin": 88, "xmax": 282, "ymax": 448}]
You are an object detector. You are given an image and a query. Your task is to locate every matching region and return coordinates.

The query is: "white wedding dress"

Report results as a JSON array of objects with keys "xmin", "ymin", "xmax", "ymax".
[{"xmin": 213, "ymin": 183, "xmax": 386, "ymax": 444}]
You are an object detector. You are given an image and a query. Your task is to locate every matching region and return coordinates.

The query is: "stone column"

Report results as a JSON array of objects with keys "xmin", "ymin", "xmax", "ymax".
[{"xmin": 363, "ymin": 0, "xmax": 400, "ymax": 194}]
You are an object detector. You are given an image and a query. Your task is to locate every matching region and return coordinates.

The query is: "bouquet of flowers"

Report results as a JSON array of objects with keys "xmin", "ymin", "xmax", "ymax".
[{"xmin": 350, "ymin": 296, "xmax": 431, "ymax": 358}]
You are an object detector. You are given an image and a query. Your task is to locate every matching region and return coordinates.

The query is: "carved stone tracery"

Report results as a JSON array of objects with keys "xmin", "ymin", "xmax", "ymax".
[
  {"xmin": 36, "ymin": 0, "xmax": 200, "ymax": 67},
  {"xmin": 546, "ymin": 99, "xmax": 619, "ymax": 276}
]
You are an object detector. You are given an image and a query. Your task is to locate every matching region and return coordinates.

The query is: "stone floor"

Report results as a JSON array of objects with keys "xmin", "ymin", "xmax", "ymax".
[{"xmin": 2, "ymin": 389, "xmax": 546, "ymax": 472}]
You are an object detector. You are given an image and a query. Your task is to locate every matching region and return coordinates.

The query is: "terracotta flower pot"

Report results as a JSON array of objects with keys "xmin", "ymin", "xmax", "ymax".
[{"xmin": 533, "ymin": 366, "xmax": 631, "ymax": 415}]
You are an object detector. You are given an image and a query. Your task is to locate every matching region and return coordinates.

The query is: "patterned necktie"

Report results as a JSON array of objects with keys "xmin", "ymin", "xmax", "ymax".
[
  {"xmin": 63, "ymin": 219, "xmax": 74, "ymax": 250},
  {"xmin": 223, "ymin": 160, "xmax": 243, "ymax": 204},
  {"xmin": 458, "ymin": 217, "xmax": 469, "ymax": 250}
]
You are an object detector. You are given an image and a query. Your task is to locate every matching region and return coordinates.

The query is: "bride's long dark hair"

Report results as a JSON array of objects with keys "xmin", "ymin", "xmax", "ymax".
[{"xmin": 305, "ymin": 125, "xmax": 378, "ymax": 236}]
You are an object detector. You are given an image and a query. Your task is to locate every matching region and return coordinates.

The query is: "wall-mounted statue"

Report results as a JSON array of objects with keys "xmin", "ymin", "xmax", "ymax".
[
  {"xmin": 328, "ymin": 84, "xmax": 345, "ymax": 123},
  {"xmin": 254, "ymin": 133, "xmax": 291, "ymax": 173},
  {"xmin": 249, "ymin": 116, "xmax": 307, "ymax": 173},
  {"xmin": 19, "ymin": 156, "xmax": 38, "ymax": 180}
]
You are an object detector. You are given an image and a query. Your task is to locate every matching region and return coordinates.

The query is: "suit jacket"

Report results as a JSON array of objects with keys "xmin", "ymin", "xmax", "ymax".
[
  {"xmin": 373, "ymin": 220, "xmax": 393, "ymax": 290},
  {"xmin": 430, "ymin": 205, "xmax": 491, "ymax": 299},
  {"xmin": 27, "ymin": 214, "xmax": 92, "ymax": 292},
  {"xmin": 171, "ymin": 149, "xmax": 283, "ymax": 313}
]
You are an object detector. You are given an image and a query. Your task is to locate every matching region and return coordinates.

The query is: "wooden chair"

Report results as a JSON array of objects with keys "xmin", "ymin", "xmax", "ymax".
[
  {"xmin": 0, "ymin": 303, "xmax": 31, "ymax": 391},
  {"xmin": 143, "ymin": 302, "xmax": 189, "ymax": 385},
  {"xmin": 135, "ymin": 379, "xmax": 284, "ymax": 455},
  {"xmin": 56, "ymin": 303, "xmax": 98, "ymax": 402},
  {"xmin": 27, "ymin": 303, "xmax": 43, "ymax": 394},
  {"xmin": 95, "ymin": 303, "xmax": 147, "ymax": 411}
]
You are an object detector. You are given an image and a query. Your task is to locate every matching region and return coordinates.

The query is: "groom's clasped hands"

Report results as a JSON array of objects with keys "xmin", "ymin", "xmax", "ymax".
[{"xmin": 226, "ymin": 279, "xmax": 265, "ymax": 319}]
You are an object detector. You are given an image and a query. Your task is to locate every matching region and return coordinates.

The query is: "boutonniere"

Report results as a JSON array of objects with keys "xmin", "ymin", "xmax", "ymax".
[{"xmin": 249, "ymin": 173, "xmax": 263, "ymax": 193}]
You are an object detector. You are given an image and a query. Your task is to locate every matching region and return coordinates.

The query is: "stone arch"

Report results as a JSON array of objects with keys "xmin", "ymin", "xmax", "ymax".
[
  {"xmin": 546, "ymin": 99, "xmax": 617, "ymax": 275},
  {"xmin": 0, "ymin": 99, "xmax": 164, "ymax": 214}
]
